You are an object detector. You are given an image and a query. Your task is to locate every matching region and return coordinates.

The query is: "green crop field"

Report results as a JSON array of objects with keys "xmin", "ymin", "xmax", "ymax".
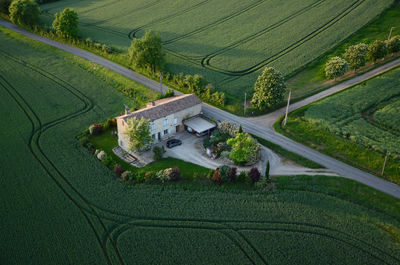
[
  {"xmin": 1, "ymin": 27, "xmax": 400, "ymax": 265},
  {"xmin": 278, "ymin": 67, "xmax": 400, "ymax": 184},
  {"xmin": 304, "ymin": 68, "xmax": 400, "ymax": 156},
  {"xmin": 39, "ymin": 0, "xmax": 394, "ymax": 102}
]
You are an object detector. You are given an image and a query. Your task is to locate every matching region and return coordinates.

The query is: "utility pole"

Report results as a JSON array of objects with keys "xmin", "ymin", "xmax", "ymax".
[
  {"xmin": 381, "ymin": 151, "xmax": 389, "ymax": 176},
  {"xmin": 283, "ymin": 89, "xmax": 292, "ymax": 127},
  {"xmin": 159, "ymin": 73, "xmax": 163, "ymax": 95},
  {"xmin": 244, "ymin": 92, "xmax": 247, "ymax": 115},
  {"xmin": 386, "ymin": 27, "xmax": 396, "ymax": 48}
]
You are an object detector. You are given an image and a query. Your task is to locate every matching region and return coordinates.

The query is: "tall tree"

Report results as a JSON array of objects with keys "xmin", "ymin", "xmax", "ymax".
[
  {"xmin": 128, "ymin": 30, "xmax": 165, "ymax": 74},
  {"xmin": 227, "ymin": 133, "xmax": 258, "ymax": 165},
  {"xmin": 325, "ymin": 56, "xmax": 349, "ymax": 80},
  {"xmin": 343, "ymin": 43, "xmax": 368, "ymax": 71},
  {"xmin": 52, "ymin": 8, "xmax": 79, "ymax": 39},
  {"xmin": 124, "ymin": 117, "xmax": 153, "ymax": 152},
  {"xmin": 367, "ymin": 40, "xmax": 387, "ymax": 62},
  {"xmin": 387, "ymin": 35, "xmax": 400, "ymax": 54},
  {"xmin": 9, "ymin": 0, "xmax": 40, "ymax": 26},
  {"xmin": 251, "ymin": 67, "xmax": 286, "ymax": 110}
]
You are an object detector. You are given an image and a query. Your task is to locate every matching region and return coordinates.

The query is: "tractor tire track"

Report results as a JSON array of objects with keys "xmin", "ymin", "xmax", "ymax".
[
  {"xmin": 0, "ymin": 75, "xmax": 114, "ymax": 265},
  {"xmin": 0, "ymin": 53, "xmax": 125, "ymax": 265},
  {"xmin": 3, "ymin": 55, "xmax": 396, "ymax": 264},
  {"xmin": 85, "ymin": 0, "xmax": 169, "ymax": 26},
  {"xmin": 200, "ymin": 0, "xmax": 326, "ymax": 63},
  {"xmin": 162, "ymin": 0, "xmax": 266, "ymax": 45},
  {"xmin": 202, "ymin": 0, "xmax": 366, "ymax": 76},
  {"xmin": 128, "ymin": 0, "xmax": 211, "ymax": 40},
  {"xmin": 104, "ymin": 218, "xmax": 398, "ymax": 265}
]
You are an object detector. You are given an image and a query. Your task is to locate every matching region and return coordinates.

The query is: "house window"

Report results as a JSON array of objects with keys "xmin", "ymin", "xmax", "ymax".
[
  {"xmin": 161, "ymin": 131, "xmax": 164, "ymax": 137},
  {"xmin": 168, "ymin": 128, "xmax": 171, "ymax": 134},
  {"xmin": 151, "ymin": 134, "xmax": 156, "ymax": 140},
  {"xmin": 164, "ymin": 129, "xmax": 169, "ymax": 135},
  {"xmin": 164, "ymin": 118, "xmax": 168, "ymax": 126},
  {"xmin": 151, "ymin": 123, "xmax": 155, "ymax": 131},
  {"xmin": 173, "ymin": 118, "xmax": 178, "ymax": 125}
]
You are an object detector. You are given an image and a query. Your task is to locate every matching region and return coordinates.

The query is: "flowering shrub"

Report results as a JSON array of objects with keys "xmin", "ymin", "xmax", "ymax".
[
  {"xmin": 121, "ymin": 171, "xmax": 132, "ymax": 182},
  {"xmin": 218, "ymin": 121, "xmax": 239, "ymax": 138},
  {"xmin": 163, "ymin": 167, "xmax": 180, "ymax": 181}
]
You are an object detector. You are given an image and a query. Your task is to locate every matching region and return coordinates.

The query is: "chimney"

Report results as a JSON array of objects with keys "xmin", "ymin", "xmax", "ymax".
[{"xmin": 124, "ymin": 105, "xmax": 130, "ymax": 115}]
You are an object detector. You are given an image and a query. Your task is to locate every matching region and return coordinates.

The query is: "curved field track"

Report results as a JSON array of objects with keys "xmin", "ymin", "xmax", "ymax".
[
  {"xmin": 1, "ymin": 28, "xmax": 400, "ymax": 264},
  {"xmin": 40, "ymin": 0, "xmax": 394, "ymax": 98}
]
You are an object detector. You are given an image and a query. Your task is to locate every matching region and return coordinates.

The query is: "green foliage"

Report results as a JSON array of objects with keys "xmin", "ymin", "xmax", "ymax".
[
  {"xmin": 39, "ymin": 0, "xmax": 392, "ymax": 104},
  {"xmin": 219, "ymin": 165, "xmax": 231, "ymax": 183},
  {"xmin": 367, "ymin": 40, "xmax": 387, "ymax": 62},
  {"xmin": 52, "ymin": 8, "xmax": 79, "ymax": 39},
  {"xmin": 103, "ymin": 117, "xmax": 116, "ymax": 131},
  {"xmin": 101, "ymin": 154, "xmax": 115, "ymax": 168},
  {"xmin": 324, "ymin": 56, "xmax": 349, "ymax": 80},
  {"xmin": 0, "ymin": 0, "xmax": 11, "ymax": 14},
  {"xmin": 387, "ymin": 35, "xmax": 400, "ymax": 54},
  {"xmin": 343, "ymin": 43, "xmax": 368, "ymax": 70},
  {"xmin": 156, "ymin": 88, "xmax": 174, "ymax": 100},
  {"xmin": 251, "ymin": 67, "xmax": 286, "ymax": 110},
  {"xmin": 153, "ymin": 145, "xmax": 165, "ymax": 161},
  {"xmin": 124, "ymin": 117, "xmax": 153, "ymax": 152},
  {"xmin": 304, "ymin": 68, "xmax": 400, "ymax": 158},
  {"xmin": 89, "ymin": 123, "xmax": 103, "ymax": 136},
  {"xmin": 280, "ymin": 68, "xmax": 400, "ymax": 184},
  {"xmin": 2, "ymin": 18, "xmax": 400, "ymax": 265},
  {"xmin": 9, "ymin": 0, "xmax": 40, "ymax": 26},
  {"xmin": 121, "ymin": 170, "xmax": 132, "ymax": 182},
  {"xmin": 168, "ymin": 73, "xmax": 225, "ymax": 106},
  {"xmin": 128, "ymin": 30, "xmax": 164, "ymax": 73},
  {"xmin": 265, "ymin": 161, "xmax": 270, "ymax": 179},
  {"xmin": 227, "ymin": 133, "xmax": 258, "ymax": 165}
]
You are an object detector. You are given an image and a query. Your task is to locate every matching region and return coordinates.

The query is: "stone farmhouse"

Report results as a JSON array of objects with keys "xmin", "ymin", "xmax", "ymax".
[{"xmin": 116, "ymin": 94, "xmax": 215, "ymax": 152}]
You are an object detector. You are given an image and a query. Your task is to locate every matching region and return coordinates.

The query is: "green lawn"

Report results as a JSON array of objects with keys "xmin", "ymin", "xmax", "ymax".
[
  {"xmin": 88, "ymin": 128, "xmax": 211, "ymax": 180},
  {"xmin": 39, "ymin": 0, "xmax": 393, "ymax": 106},
  {"xmin": 276, "ymin": 67, "xmax": 400, "ymax": 185},
  {"xmin": 1, "ymin": 24, "xmax": 400, "ymax": 265}
]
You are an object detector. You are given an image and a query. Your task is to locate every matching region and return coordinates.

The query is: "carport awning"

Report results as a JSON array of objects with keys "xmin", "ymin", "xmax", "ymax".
[{"xmin": 184, "ymin": 116, "xmax": 216, "ymax": 133}]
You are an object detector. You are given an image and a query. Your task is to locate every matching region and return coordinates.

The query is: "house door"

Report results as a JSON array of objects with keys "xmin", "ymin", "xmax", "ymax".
[
  {"xmin": 157, "ymin": 132, "xmax": 161, "ymax": 141},
  {"xmin": 176, "ymin": 125, "xmax": 180, "ymax": 132}
]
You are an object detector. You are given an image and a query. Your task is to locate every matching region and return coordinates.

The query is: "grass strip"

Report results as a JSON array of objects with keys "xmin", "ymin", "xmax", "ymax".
[
  {"xmin": 274, "ymin": 107, "xmax": 400, "ymax": 185},
  {"xmin": 252, "ymin": 134, "xmax": 324, "ymax": 169}
]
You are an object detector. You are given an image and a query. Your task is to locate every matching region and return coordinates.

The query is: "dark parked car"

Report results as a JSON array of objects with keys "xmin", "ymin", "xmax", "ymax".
[{"xmin": 166, "ymin": 139, "xmax": 182, "ymax": 148}]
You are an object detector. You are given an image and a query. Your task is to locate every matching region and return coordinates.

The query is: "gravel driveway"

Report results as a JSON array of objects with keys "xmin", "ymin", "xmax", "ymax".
[{"xmin": 164, "ymin": 132, "xmax": 336, "ymax": 176}]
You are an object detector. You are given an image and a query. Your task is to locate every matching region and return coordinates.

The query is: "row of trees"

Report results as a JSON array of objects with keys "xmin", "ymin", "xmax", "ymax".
[
  {"xmin": 128, "ymin": 31, "xmax": 226, "ymax": 106},
  {"xmin": 249, "ymin": 35, "xmax": 400, "ymax": 112},
  {"xmin": 1, "ymin": 0, "xmax": 79, "ymax": 39},
  {"xmin": 325, "ymin": 36, "xmax": 400, "ymax": 80}
]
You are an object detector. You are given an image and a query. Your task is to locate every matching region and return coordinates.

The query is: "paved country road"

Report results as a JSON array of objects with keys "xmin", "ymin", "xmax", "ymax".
[{"xmin": 1, "ymin": 19, "xmax": 399, "ymax": 199}]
